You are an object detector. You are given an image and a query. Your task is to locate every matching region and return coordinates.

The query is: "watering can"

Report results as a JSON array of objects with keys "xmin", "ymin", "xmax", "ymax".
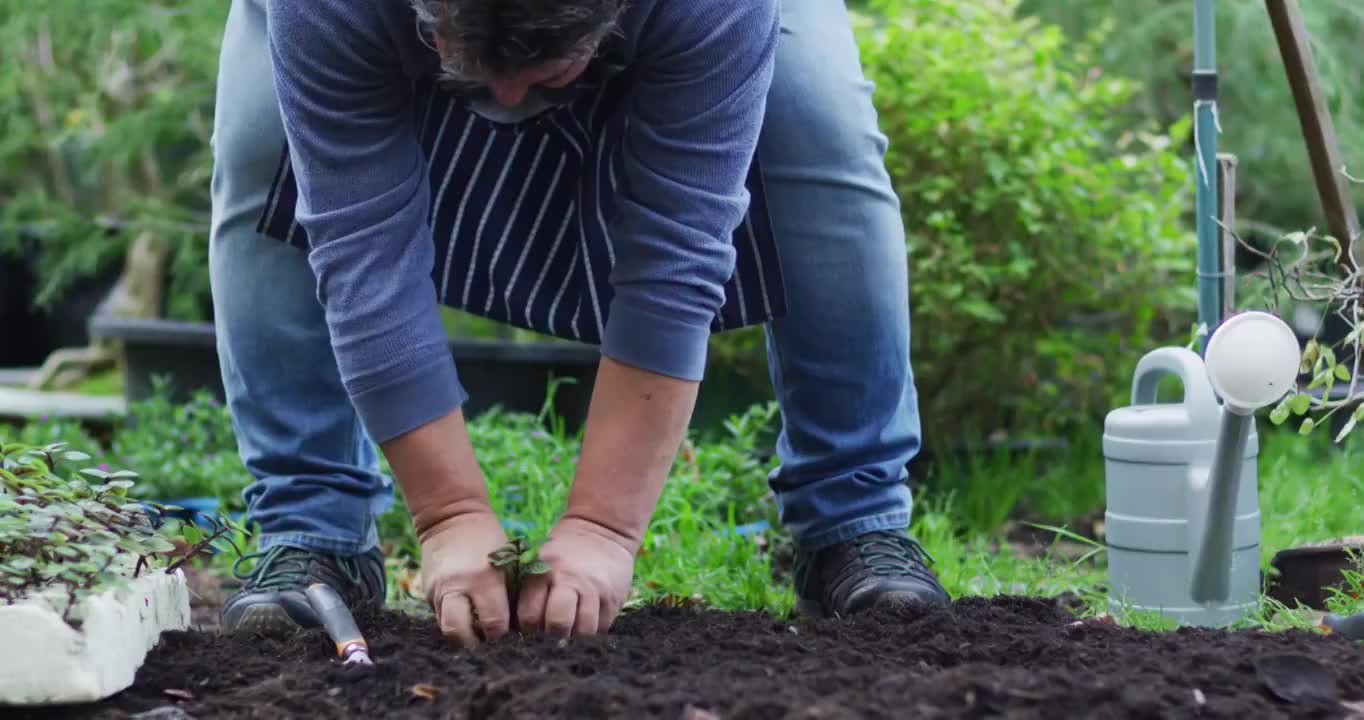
[{"xmin": 1103, "ymin": 312, "xmax": 1301, "ymax": 627}]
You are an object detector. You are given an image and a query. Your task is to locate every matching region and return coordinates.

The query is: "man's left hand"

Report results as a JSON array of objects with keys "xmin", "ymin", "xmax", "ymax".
[{"xmin": 516, "ymin": 516, "xmax": 636, "ymax": 637}]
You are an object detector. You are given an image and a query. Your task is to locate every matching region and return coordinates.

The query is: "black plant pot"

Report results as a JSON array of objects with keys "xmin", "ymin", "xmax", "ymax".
[
  {"xmin": 87, "ymin": 315, "xmax": 601, "ymax": 432},
  {"xmin": 0, "ymin": 250, "xmax": 121, "ymax": 367}
]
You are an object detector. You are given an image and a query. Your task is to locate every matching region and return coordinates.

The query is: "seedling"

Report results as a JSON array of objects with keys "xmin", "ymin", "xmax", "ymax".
[
  {"xmin": 0, "ymin": 439, "xmax": 243, "ymax": 626},
  {"xmin": 488, "ymin": 536, "xmax": 550, "ymax": 591}
]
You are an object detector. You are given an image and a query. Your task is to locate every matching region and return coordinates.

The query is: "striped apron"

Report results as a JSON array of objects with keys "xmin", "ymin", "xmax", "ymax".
[{"xmin": 256, "ymin": 63, "xmax": 786, "ymax": 345}]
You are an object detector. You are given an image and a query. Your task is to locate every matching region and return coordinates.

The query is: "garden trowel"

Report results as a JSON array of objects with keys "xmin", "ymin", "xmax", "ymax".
[{"xmin": 305, "ymin": 583, "xmax": 373, "ymax": 665}]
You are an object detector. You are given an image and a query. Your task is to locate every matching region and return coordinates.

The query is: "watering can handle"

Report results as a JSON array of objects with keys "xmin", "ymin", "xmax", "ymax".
[{"xmin": 1131, "ymin": 347, "xmax": 1220, "ymax": 420}]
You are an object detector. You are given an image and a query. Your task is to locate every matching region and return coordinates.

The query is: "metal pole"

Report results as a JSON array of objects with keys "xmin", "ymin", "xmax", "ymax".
[{"xmin": 1194, "ymin": 0, "xmax": 1222, "ymax": 349}]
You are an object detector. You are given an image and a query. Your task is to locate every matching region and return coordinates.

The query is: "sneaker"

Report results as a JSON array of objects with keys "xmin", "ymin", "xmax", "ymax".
[
  {"xmin": 793, "ymin": 529, "xmax": 949, "ymax": 618},
  {"xmin": 220, "ymin": 544, "xmax": 386, "ymax": 634}
]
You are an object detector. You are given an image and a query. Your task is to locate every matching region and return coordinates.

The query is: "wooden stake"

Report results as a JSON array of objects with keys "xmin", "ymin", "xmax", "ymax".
[
  {"xmin": 1265, "ymin": 0, "xmax": 1361, "ymax": 269},
  {"xmin": 1218, "ymin": 153, "xmax": 1238, "ymax": 320}
]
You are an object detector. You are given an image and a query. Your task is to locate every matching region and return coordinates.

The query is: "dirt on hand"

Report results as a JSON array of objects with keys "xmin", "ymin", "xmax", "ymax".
[{"xmin": 18, "ymin": 596, "xmax": 1364, "ymax": 719}]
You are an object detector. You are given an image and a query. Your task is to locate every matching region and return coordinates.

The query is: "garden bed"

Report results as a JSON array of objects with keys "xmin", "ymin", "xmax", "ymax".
[{"xmin": 27, "ymin": 596, "xmax": 1364, "ymax": 719}]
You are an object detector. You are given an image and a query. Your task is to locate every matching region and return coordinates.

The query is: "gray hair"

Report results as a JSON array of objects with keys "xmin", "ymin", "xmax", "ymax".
[{"xmin": 410, "ymin": 0, "xmax": 625, "ymax": 86}]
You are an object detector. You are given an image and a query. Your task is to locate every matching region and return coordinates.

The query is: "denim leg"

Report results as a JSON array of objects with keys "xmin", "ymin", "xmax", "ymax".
[
  {"xmin": 758, "ymin": 0, "xmax": 922, "ymax": 551},
  {"xmin": 209, "ymin": 0, "xmax": 390, "ymax": 555}
]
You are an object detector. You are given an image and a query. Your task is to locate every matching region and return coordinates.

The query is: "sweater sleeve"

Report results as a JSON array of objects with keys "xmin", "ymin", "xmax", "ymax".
[
  {"xmin": 265, "ymin": 0, "xmax": 466, "ymax": 444},
  {"xmin": 599, "ymin": 1, "xmax": 782, "ymax": 382}
]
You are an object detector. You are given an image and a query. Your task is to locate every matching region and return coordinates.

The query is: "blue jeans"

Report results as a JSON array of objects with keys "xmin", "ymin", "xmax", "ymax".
[{"xmin": 209, "ymin": 0, "xmax": 921, "ymax": 555}]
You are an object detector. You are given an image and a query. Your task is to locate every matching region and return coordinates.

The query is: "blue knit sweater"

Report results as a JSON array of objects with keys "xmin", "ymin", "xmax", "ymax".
[{"xmin": 263, "ymin": 0, "xmax": 780, "ymax": 443}]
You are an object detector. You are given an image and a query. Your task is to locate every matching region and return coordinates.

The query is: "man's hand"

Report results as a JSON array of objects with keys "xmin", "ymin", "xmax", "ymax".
[
  {"xmin": 380, "ymin": 408, "xmax": 509, "ymax": 648},
  {"xmin": 418, "ymin": 511, "xmax": 512, "ymax": 648},
  {"xmin": 510, "ymin": 355, "xmax": 696, "ymax": 638},
  {"xmin": 517, "ymin": 516, "xmax": 636, "ymax": 637}
]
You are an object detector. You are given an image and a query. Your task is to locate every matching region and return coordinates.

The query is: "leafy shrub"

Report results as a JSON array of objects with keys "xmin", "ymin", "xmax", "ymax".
[
  {"xmin": 110, "ymin": 380, "xmax": 250, "ymax": 507},
  {"xmin": 1016, "ymin": 0, "xmax": 1364, "ymax": 243},
  {"xmin": 0, "ymin": 439, "xmax": 238, "ymax": 625},
  {"xmin": 1233, "ymin": 227, "xmax": 1364, "ymax": 443},
  {"xmin": 0, "ymin": 1, "xmax": 225, "ymax": 319},
  {"xmin": 1, "ymin": 381, "xmax": 252, "ymax": 513},
  {"xmin": 846, "ymin": 0, "xmax": 1196, "ymax": 441}
]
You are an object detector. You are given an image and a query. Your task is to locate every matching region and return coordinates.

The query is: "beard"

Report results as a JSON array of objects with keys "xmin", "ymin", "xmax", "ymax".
[{"xmin": 433, "ymin": 71, "xmax": 584, "ymax": 123}]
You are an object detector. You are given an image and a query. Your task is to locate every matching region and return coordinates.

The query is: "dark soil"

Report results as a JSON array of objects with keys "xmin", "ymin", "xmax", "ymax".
[{"xmin": 16, "ymin": 596, "xmax": 1364, "ymax": 720}]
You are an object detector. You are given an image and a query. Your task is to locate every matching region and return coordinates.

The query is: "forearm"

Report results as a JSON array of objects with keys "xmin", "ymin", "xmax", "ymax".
[
  {"xmin": 561, "ymin": 355, "xmax": 698, "ymax": 553},
  {"xmin": 381, "ymin": 408, "xmax": 492, "ymax": 538},
  {"xmin": 268, "ymin": 0, "xmax": 465, "ymax": 445}
]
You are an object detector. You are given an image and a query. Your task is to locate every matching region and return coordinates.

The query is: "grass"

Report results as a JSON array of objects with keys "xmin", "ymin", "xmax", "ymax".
[{"xmin": 3, "ymin": 383, "xmax": 1363, "ymax": 634}]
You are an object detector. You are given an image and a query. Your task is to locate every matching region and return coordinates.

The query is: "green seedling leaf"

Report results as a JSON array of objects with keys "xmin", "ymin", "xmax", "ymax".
[
  {"xmin": 143, "ymin": 536, "xmax": 177, "ymax": 553},
  {"xmin": 1300, "ymin": 418, "xmax": 1317, "ymax": 436},
  {"xmin": 107, "ymin": 470, "xmax": 139, "ymax": 480},
  {"xmin": 60, "ymin": 451, "xmax": 91, "ymax": 462},
  {"xmin": 1270, "ymin": 396, "xmax": 1293, "ymax": 425},
  {"xmin": 1302, "ymin": 340, "xmax": 1321, "ymax": 374},
  {"xmin": 79, "ymin": 468, "xmax": 110, "ymax": 481},
  {"xmin": 1335, "ymin": 415, "xmax": 1358, "ymax": 444},
  {"xmin": 1336, "ymin": 364, "xmax": 1353, "ymax": 382},
  {"xmin": 1290, "ymin": 393, "xmax": 1313, "ymax": 416},
  {"xmin": 524, "ymin": 560, "xmax": 550, "ymax": 575}
]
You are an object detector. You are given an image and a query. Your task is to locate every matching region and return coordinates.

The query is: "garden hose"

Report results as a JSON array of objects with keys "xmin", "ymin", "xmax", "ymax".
[{"xmin": 305, "ymin": 583, "xmax": 373, "ymax": 665}]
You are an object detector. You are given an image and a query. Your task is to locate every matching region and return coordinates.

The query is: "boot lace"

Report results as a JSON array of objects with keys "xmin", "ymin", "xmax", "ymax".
[
  {"xmin": 232, "ymin": 545, "xmax": 363, "ymax": 592},
  {"xmin": 854, "ymin": 531, "xmax": 938, "ymax": 582}
]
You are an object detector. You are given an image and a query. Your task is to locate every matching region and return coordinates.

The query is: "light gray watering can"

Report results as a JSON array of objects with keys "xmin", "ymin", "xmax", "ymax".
[{"xmin": 1104, "ymin": 311, "xmax": 1301, "ymax": 627}]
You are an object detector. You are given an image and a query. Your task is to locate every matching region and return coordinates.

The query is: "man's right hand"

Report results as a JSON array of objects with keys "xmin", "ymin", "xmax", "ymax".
[
  {"xmin": 379, "ymin": 407, "xmax": 510, "ymax": 649},
  {"xmin": 418, "ymin": 510, "xmax": 512, "ymax": 648}
]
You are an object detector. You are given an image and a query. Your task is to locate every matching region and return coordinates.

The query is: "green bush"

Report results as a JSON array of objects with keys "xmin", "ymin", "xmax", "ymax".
[
  {"xmin": 0, "ymin": 438, "xmax": 230, "ymax": 624},
  {"xmin": 0, "ymin": 1, "xmax": 225, "ymax": 319},
  {"xmin": 1016, "ymin": 0, "xmax": 1364, "ymax": 242},
  {"xmin": 850, "ymin": 0, "xmax": 1196, "ymax": 441},
  {"xmin": 6, "ymin": 0, "xmax": 1202, "ymax": 447},
  {"xmin": 0, "ymin": 381, "xmax": 252, "ymax": 511}
]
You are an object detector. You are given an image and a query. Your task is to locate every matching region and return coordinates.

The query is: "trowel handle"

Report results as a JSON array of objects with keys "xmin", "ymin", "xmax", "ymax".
[{"xmin": 1131, "ymin": 347, "xmax": 1219, "ymax": 421}]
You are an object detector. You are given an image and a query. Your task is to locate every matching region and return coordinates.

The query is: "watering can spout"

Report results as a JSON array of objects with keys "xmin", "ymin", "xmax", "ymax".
[
  {"xmin": 1188, "ymin": 412, "xmax": 1253, "ymax": 603},
  {"xmin": 1187, "ymin": 312, "xmax": 1301, "ymax": 604}
]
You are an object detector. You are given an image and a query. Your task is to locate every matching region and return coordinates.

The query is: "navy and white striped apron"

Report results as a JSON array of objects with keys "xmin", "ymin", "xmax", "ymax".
[{"xmin": 256, "ymin": 64, "xmax": 786, "ymax": 345}]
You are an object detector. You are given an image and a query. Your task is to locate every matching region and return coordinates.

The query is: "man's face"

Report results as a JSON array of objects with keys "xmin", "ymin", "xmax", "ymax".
[{"xmin": 434, "ymin": 34, "xmax": 593, "ymax": 108}]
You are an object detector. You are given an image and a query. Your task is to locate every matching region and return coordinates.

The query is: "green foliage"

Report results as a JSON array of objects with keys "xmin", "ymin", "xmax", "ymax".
[
  {"xmin": 0, "ymin": 438, "xmax": 240, "ymax": 626},
  {"xmin": 1, "ymin": 380, "xmax": 253, "ymax": 512},
  {"xmin": 849, "ymin": 0, "xmax": 1195, "ymax": 441},
  {"xmin": 1233, "ymin": 227, "xmax": 1364, "ymax": 443},
  {"xmin": 1017, "ymin": 0, "xmax": 1364, "ymax": 240},
  {"xmin": 110, "ymin": 379, "xmax": 250, "ymax": 507},
  {"xmin": 488, "ymin": 536, "xmax": 551, "ymax": 589},
  {"xmin": 378, "ymin": 401, "xmax": 787, "ymax": 612},
  {"xmin": 0, "ymin": 0, "xmax": 225, "ymax": 318}
]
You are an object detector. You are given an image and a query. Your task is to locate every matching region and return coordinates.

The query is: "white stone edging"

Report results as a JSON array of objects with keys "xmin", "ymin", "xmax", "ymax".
[{"xmin": 0, "ymin": 568, "xmax": 190, "ymax": 706}]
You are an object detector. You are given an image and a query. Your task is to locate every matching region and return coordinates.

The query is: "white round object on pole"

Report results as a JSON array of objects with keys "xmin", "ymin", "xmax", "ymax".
[{"xmin": 1204, "ymin": 311, "xmax": 1302, "ymax": 415}]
